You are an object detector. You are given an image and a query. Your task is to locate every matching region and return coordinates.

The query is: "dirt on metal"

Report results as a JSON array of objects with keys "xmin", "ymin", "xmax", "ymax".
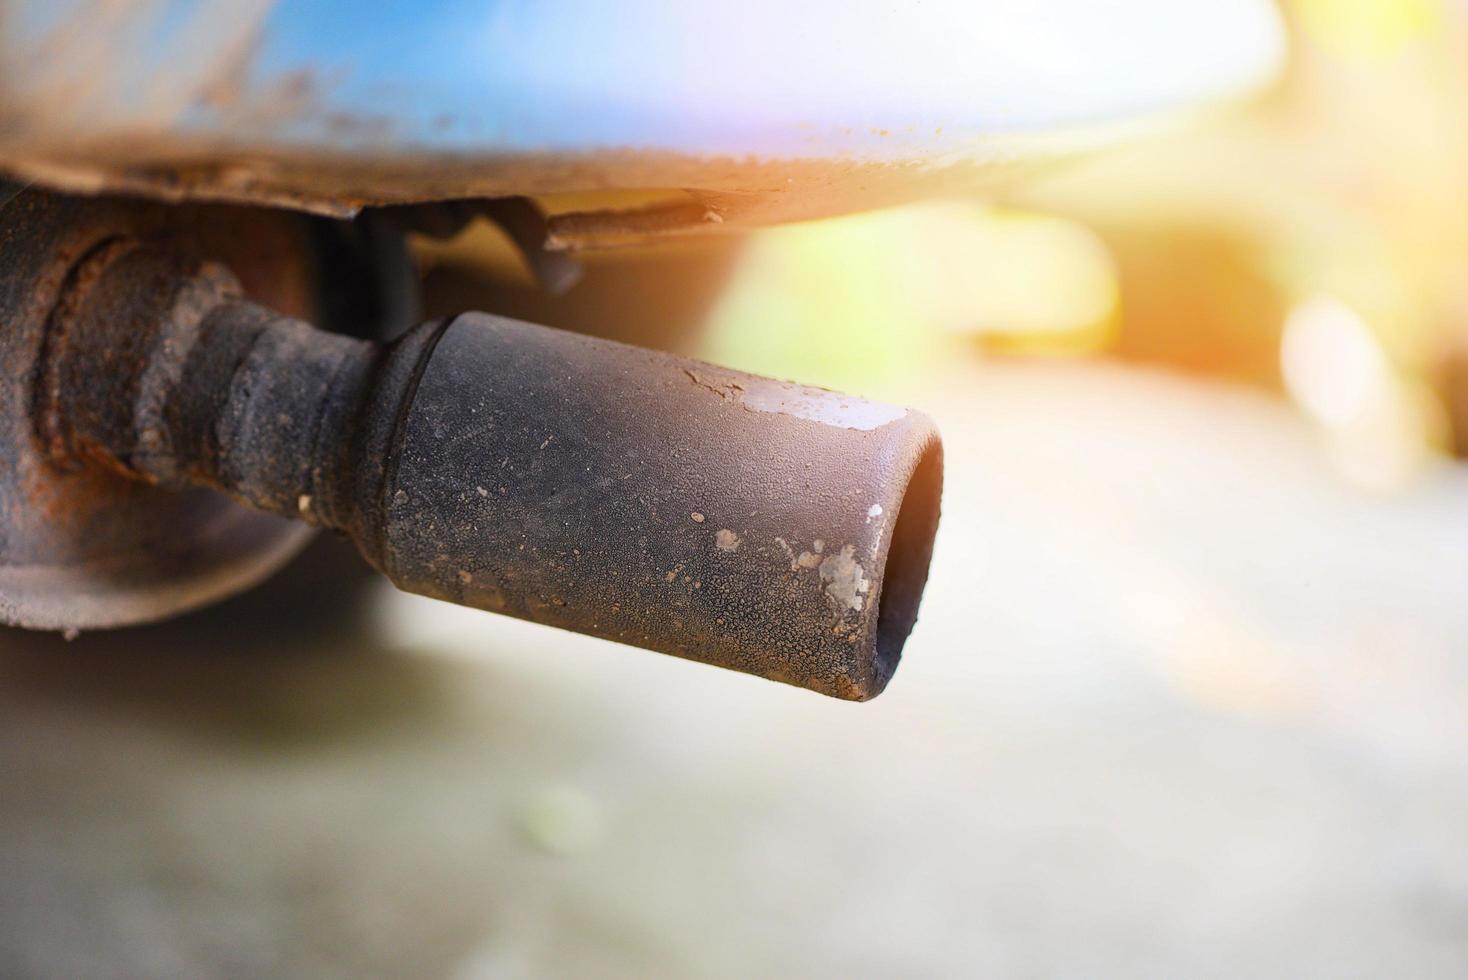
[
  {"xmin": 19, "ymin": 216, "xmax": 943, "ymax": 697},
  {"xmin": 0, "ymin": 188, "xmax": 388, "ymax": 630}
]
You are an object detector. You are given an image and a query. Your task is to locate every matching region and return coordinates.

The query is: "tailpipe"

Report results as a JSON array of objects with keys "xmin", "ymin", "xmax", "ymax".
[
  {"xmin": 41, "ymin": 247, "xmax": 943, "ymax": 699},
  {"xmin": 356, "ymin": 314, "xmax": 943, "ymax": 700}
]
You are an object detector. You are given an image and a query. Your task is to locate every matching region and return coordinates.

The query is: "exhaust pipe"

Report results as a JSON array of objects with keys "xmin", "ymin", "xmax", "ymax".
[{"xmin": 38, "ymin": 243, "xmax": 943, "ymax": 699}]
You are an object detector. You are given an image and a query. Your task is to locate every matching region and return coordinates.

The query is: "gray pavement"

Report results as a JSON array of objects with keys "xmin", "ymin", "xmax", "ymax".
[{"xmin": 2, "ymin": 361, "xmax": 1467, "ymax": 979}]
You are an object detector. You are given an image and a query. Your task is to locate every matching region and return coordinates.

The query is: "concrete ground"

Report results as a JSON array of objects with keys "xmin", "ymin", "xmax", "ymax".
[{"xmin": 2, "ymin": 361, "xmax": 1467, "ymax": 979}]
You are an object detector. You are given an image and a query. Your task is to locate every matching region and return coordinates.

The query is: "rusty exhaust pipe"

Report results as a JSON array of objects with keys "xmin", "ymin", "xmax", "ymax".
[{"xmin": 38, "ymin": 244, "xmax": 943, "ymax": 699}]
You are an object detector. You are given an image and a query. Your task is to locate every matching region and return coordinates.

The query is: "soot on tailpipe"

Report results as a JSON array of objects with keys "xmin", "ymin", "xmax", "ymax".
[
  {"xmin": 374, "ymin": 314, "xmax": 944, "ymax": 699},
  {"xmin": 36, "ymin": 236, "xmax": 944, "ymax": 699}
]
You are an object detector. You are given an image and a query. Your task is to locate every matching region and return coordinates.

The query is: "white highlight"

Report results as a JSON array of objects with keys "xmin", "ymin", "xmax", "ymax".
[{"xmin": 1280, "ymin": 295, "xmax": 1388, "ymax": 426}]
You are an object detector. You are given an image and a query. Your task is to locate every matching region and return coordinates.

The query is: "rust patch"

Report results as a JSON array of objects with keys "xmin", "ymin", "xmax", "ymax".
[{"xmin": 0, "ymin": 189, "xmax": 352, "ymax": 631}]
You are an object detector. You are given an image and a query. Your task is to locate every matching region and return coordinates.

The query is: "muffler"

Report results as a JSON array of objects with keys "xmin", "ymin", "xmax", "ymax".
[{"xmin": 33, "ymin": 242, "xmax": 943, "ymax": 699}]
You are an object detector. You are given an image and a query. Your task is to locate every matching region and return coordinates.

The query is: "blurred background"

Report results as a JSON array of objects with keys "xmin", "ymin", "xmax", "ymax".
[{"xmin": 6, "ymin": 1, "xmax": 1468, "ymax": 977}]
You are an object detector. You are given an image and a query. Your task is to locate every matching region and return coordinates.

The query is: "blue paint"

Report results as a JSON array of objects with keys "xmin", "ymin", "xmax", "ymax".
[{"xmin": 8, "ymin": 1, "xmax": 1286, "ymax": 162}]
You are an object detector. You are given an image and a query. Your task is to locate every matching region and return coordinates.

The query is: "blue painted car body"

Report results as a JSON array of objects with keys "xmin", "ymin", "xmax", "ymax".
[{"xmin": 0, "ymin": 1, "xmax": 1284, "ymax": 238}]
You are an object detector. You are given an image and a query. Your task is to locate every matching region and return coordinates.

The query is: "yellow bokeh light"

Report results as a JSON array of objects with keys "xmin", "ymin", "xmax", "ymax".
[{"xmin": 1295, "ymin": 0, "xmax": 1443, "ymax": 59}]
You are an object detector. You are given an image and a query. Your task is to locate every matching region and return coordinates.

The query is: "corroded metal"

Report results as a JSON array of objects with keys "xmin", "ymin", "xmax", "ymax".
[
  {"xmin": 367, "ymin": 316, "xmax": 943, "ymax": 700},
  {"xmin": 0, "ymin": 1, "xmax": 1285, "ymax": 242},
  {"xmin": 0, "ymin": 187, "xmax": 403, "ymax": 630},
  {"xmin": 27, "ymin": 232, "xmax": 943, "ymax": 700}
]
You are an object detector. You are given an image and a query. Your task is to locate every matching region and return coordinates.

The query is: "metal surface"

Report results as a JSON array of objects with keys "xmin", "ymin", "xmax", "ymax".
[
  {"xmin": 373, "ymin": 316, "xmax": 942, "ymax": 700},
  {"xmin": 0, "ymin": 1, "xmax": 1286, "ymax": 240},
  {"xmin": 30, "ymin": 239, "xmax": 942, "ymax": 698},
  {"xmin": 0, "ymin": 189, "xmax": 403, "ymax": 630}
]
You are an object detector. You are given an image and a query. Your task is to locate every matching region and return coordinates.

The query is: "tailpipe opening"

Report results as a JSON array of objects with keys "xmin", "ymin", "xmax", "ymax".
[{"xmin": 870, "ymin": 433, "xmax": 944, "ymax": 697}]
